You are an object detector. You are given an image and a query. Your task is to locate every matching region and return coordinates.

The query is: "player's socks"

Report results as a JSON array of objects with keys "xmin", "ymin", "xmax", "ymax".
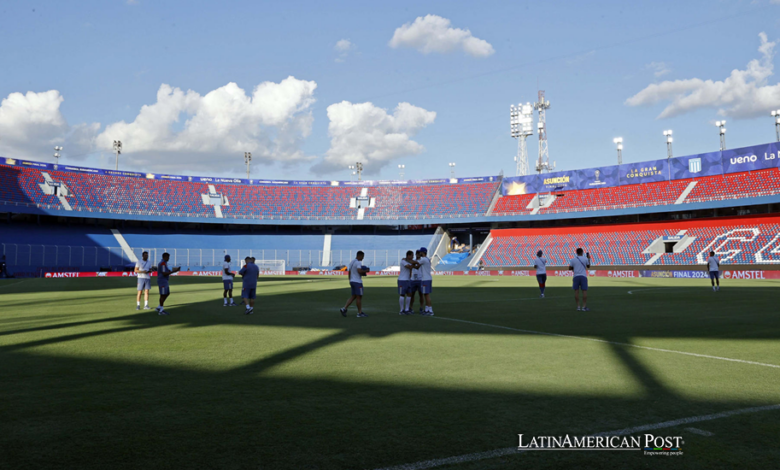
[
  {"xmin": 404, "ymin": 297, "xmax": 411, "ymax": 311},
  {"xmin": 137, "ymin": 301, "xmax": 141, "ymax": 307}
]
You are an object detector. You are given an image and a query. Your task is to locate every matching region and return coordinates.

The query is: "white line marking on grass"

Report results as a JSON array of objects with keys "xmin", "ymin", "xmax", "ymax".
[
  {"xmin": 432, "ymin": 317, "xmax": 780, "ymax": 369},
  {"xmin": 0, "ymin": 280, "xmax": 25, "ymax": 291},
  {"xmin": 372, "ymin": 403, "xmax": 780, "ymax": 470},
  {"xmin": 684, "ymin": 427, "xmax": 714, "ymax": 436}
]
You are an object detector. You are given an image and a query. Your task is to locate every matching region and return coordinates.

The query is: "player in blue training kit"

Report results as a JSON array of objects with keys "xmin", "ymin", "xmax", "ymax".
[
  {"xmin": 156, "ymin": 252, "xmax": 180, "ymax": 315},
  {"xmin": 409, "ymin": 250, "xmax": 424, "ymax": 314},
  {"xmin": 239, "ymin": 257, "xmax": 260, "ymax": 314},
  {"xmin": 707, "ymin": 251, "xmax": 721, "ymax": 291},
  {"xmin": 417, "ymin": 247, "xmax": 434, "ymax": 316},
  {"xmin": 340, "ymin": 251, "xmax": 369, "ymax": 317},
  {"xmin": 222, "ymin": 254, "xmax": 237, "ymax": 306},
  {"xmin": 398, "ymin": 250, "xmax": 416, "ymax": 314},
  {"xmin": 134, "ymin": 251, "xmax": 153, "ymax": 310},
  {"xmin": 533, "ymin": 250, "xmax": 547, "ymax": 298},
  {"xmin": 568, "ymin": 248, "xmax": 591, "ymax": 312}
]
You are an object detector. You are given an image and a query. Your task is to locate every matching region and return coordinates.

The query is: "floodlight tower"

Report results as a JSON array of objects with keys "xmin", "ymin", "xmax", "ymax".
[
  {"xmin": 771, "ymin": 110, "xmax": 780, "ymax": 142},
  {"xmin": 53, "ymin": 146, "xmax": 63, "ymax": 166},
  {"xmin": 398, "ymin": 164, "xmax": 405, "ymax": 179},
  {"xmin": 449, "ymin": 162, "xmax": 456, "ymax": 178},
  {"xmin": 349, "ymin": 162, "xmax": 363, "ymax": 181},
  {"xmin": 715, "ymin": 121, "xmax": 727, "ymax": 150},
  {"xmin": 663, "ymin": 130, "xmax": 673, "ymax": 159},
  {"xmin": 244, "ymin": 152, "xmax": 252, "ymax": 178},
  {"xmin": 113, "ymin": 140, "xmax": 122, "ymax": 171},
  {"xmin": 533, "ymin": 91, "xmax": 553, "ymax": 173},
  {"xmin": 613, "ymin": 138, "xmax": 623, "ymax": 165},
  {"xmin": 510, "ymin": 102, "xmax": 534, "ymax": 176}
]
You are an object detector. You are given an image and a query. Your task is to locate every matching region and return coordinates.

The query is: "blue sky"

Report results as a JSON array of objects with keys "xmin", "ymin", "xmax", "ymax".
[{"xmin": 1, "ymin": 0, "xmax": 780, "ymax": 181}]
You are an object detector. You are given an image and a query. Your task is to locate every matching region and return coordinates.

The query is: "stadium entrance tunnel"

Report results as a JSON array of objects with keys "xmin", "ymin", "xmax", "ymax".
[{"xmin": 2, "ymin": 276, "xmax": 780, "ymax": 469}]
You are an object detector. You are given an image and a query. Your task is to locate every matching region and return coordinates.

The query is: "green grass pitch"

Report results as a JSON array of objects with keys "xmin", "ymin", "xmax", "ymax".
[{"xmin": 1, "ymin": 275, "xmax": 779, "ymax": 469}]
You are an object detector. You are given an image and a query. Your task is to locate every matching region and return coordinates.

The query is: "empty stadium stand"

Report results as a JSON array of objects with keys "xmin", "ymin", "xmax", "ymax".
[{"xmin": 482, "ymin": 215, "xmax": 780, "ymax": 267}]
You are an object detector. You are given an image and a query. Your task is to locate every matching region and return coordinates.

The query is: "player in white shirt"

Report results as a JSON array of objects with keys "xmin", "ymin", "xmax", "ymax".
[
  {"xmin": 533, "ymin": 250, "xmax": 548, "ymax": 298},
  {"xmin": 340, "ymin": 251, "xmax": 369, "ymax": 318},
  {"xmin": 707, "ymin": 251, "xmax": 721, "ymax": 291},
  {"xmin": 568, "ymin": 248, "xmax": 591, "ymax": 312},
  {"xmin": 134, "ymin": 251, "xmax": 153, "ymax": 310},
  {"xmin": 417, "ymin": 247, "xmax": 435, "ymax": 316},
  {"xmin": 408, "ymin": 251, "xmax": 424, "ymax": 314},
  {"xmin": 398, "ymin": 250, "xmax": 416, "ymax": 315},
  {"xmin": 222, "ymin": 254, "xmax": 237, "ymax": 306}
]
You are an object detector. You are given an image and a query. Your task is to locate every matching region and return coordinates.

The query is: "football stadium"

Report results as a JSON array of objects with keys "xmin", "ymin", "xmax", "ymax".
[{"xmin": 3, "ymin": 3, "xmax": 780, "ymax": 470}]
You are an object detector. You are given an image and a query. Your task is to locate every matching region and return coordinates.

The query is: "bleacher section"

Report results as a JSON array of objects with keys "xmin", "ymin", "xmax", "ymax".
[
  {"xmin": 483, "ymin": 216, "xmax": 780, "ymax": 267},
  {"xmin": 0, "ymin": 164, "xmax": 498, "ymax": 221},
  {"xmin": 492, "ymin": 169, "xmax": 780, "ymax": 216}
]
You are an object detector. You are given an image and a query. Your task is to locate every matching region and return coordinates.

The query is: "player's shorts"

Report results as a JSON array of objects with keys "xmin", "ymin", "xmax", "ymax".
[
  {"xmin": 350, "ymin": 282, "xmax": 364, "ymax": 296},
  {"xmin": 242, "ymin": 288, "xmax": 257, "ymax": 299},
  {"xmin": 410, "ymin": 281, "xmax": 421, "ymax": 293},
  {"xmin": 397, "ymin": 280, "xmax": 411, "ymax": 295},
  {"xmin": 572, "ymin": 276, "xmax": 588, "ymax": 291},
  {"xmin": 158, "ymin": 285, "xmax": 170, "ymax": 295},
  {"xmin": 536, "ymin": 274, "xmax": 547, "ymax": 285},
  {"xmin": 137, "ymin": 278, "xmax": 151, "ymax": 291},
  {"xmin": 223, "ymin": 280, "xmax": 233, "ymax": 290},
  {"xmin": 709, "ymin": 271, "xmax": 720, "ymax": 280},
  {"xmin": 421, "ymin": 280, "xmax": 433, "ymax": 294}
]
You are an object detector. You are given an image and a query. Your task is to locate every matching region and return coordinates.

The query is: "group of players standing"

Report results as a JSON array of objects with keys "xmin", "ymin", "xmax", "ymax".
[{"xmin": 340, "ymin": 247, "xmax": 434, "ymax": 318}]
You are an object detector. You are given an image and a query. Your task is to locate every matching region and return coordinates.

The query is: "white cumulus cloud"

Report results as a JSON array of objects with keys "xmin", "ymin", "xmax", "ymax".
[
  {"xmin": 95, "ymin": 76, "xmax": 317, "ymax": 173},
  {"xmin": 626, "ymin": 33, "xmax": 780, "ymax": 119},
  {"xmin": 0, "ymin": 90, "xmax": 99, "ymax": 160},
  {"xmin": 646, "ymin": 61, "xmax": 671, "ymax": 78},
  {"xmin": 334, "ymin": 39, "xmax": 355, "ymax": 63},
  {"xmin": 313, "ymin": 101, "xmax": 436, "ymax": 175},
  {"xmin": 389, "ymin": 14, "xmax": 494, "ymax": 58}
]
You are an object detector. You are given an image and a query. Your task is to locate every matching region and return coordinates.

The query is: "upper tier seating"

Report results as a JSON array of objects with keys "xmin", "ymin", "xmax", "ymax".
[
  {"xmin": 483, "ymin": 216, "xmax": 780, "ymax": 266},
  {"xmin": 492, "ymin": 169, "xmax": 780, "ymax": 216},
  {"xmin": 0, "ymin": 165, "xmax": 498, "ymax": 221}
]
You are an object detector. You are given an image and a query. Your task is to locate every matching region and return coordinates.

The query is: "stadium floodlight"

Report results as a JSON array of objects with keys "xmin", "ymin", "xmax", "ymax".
[
  {"xmin": 398, "ymin": 164, "xmax": 405, "ymax": 179},
  {"xmin": 613, "ymin": 138, "xmax": 623, "ymax": 165},
  {"xmin": 53, "ymin": 146, "xmax": 63, "ymax": 166},
  {"xmin": 772, "ymin": 110, "xmax": 780, "ymax": 141},
  {"xmin": 715, "ymin": 121, "xmax": 726, "ymax": 150},
  {"xmin": 510, "ymin": 102, "xmax": 534, "ymax": 176},
  {"xmin": 244, "ymin": 152, "xmax": 252, "ymax": 179},
  {"xmin": 663, "ymin": 130, "xmax": 673, "ymax": 159},
  {"xmin": 348, "ymin": 162, "xmax": 363, "ymax": 181},
  {"xmin": 113, "ymin": 140, "xmax": 122, "ymax": 170},
  {"xmin": 449, "ymin": 162, "xmax": 456, "ymax": 178}
]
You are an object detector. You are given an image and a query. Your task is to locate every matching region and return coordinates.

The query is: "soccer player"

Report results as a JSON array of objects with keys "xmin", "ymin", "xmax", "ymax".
[
  {"xmin": 222, "ymin": 254, "xmax": 237, "ymax": 306},
  {"xmin": 409, "ymin": 250, "xmax": 423, "ymax": 314},
  {"xmin": 534, "ymin": 250, "xmax": 548, "ymax": 298},
  {"xmin": 156, "ymin": 252, "xmax": 180, "ymax": 315},
  {"xmin": 398, "ymin": 250, "xmax": 415, "ymax": 315},
  {"xmin": 239, "ymin": 257, "xmax": 260, "ymax": 314},
  {"xmin": 134, "ymin": 251, "xmax": 153, "ymax": 310},
  {"xmin": 708, "ymin": 251, "xmax": 721, "ymax": 291},
  {"xmin": 568, "ymin": 248, "xmax": 591, "ymax": 312},
  {"xmin": 418, "ymin": 247, "xmax": 434, "ymax": 316},
  {"xmin": 340, "ymin": 251, "xmax": 369, "ymax": 318}
]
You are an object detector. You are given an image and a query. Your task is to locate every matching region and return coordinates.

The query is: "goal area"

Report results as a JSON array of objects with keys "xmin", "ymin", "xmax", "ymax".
[{"xmin": 254, "ymin": 260, "xmax": 286, "ymax": 274}]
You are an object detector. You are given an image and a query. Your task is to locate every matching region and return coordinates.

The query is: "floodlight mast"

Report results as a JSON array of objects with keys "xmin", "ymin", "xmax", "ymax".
[
  {"xmin": 449, "ymin": 162, "xmax": 456, "ymax": 178},
  {"xmin": 244, "ymin": 152, "xmax": 252, "ymax": 179},
  {"xmin": 715, "ymin": 121, "xmax": 727, "ymax": 151},
  {"xmin": 613, "ymin": 138, "xmax": 623, "ymax": 165},
  {"xmin": 348, "ymin": 162, "xmax": 363, "ymax": 181},
  {"xmin": 398, "ymin": 164, "xmax": 405, "ymax": 179},
  {"xmin": 113, "ymin": 140, "xmax": 122, "ymax": 171},
  {"xmin": 663, "ymin": 130, "xmax": 673, "ymax": 159},
  {"xmin": 53, "ymin": 146, "xmax": 63, "ymax": 166},
  {"xmin": 510, "ymin": 102, "xmax": 534, "ymax": 176},
  {"xmin": 534, "ymin": 91, "xmax": 553, "ymax": 173},
  {"xmin": 772, "ymin": 110, "xmax": 780, "ymax": 142}
]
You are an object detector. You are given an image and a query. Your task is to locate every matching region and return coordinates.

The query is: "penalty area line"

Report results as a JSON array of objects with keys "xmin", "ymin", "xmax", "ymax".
[
  {"xmin": 432, "ymin": 316, "xmax": 780, "ymax": 370},
  {"xmin": 372, "ymin": 403, "xmax": 780, "ymax": 470},
  {"xmin": 0, "ymin": 280, "xmax": 26, "ymax": 291}
]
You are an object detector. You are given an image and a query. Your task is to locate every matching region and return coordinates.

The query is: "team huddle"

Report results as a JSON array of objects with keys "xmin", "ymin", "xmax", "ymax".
[{"xmin": 132, "ymin": 247, "xmax": 724, "ymax": 315}]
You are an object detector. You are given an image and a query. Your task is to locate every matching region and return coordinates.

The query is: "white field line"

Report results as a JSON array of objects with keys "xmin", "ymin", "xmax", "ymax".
[
  {"xmin": 372, "ymin": 403, "xmax": 780, "ymax": 470},
  {"xmin": 0, "ymin": 280, "xmax": 26, "ymax": 291},
  {"xmin": 432, "ymin": 316, "xmax": 780, "ymax": 369},
  {"xmin": 684, "ymin": 427, "xmax": 715, "ymax": 436}
]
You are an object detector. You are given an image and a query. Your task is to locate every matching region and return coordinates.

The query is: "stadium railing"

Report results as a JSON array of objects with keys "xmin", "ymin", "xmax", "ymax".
[{"xmin": 1, "ymin": 243, "xmax": 416, "ymax": 272}]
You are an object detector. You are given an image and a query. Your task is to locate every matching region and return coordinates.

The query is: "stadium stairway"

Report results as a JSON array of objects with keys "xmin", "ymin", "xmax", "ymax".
[{"xmin": 435, "ymin": 252, "xmax": 472, "ymax": 271}]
